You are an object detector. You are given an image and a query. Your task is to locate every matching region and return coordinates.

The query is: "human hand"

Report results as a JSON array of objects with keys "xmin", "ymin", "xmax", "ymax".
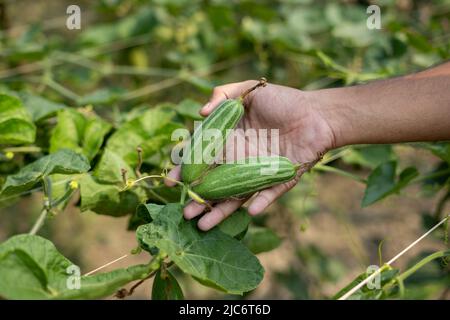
[{"xmin": 166, "ymin": 80, "xmax": 337, "ymax": 230}]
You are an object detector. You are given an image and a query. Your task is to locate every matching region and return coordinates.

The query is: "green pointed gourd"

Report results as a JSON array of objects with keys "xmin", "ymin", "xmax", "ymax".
[
  {"xmin": 191, "ymin": 156, "xmax": 297, "ymax": 200},
  {"xmin": 181, "ymin": 78, "xmax": 267, "ymax": 184},
  {"xmin": 181, "ymin": 98, "xmax": 244, "ymax": 184}
]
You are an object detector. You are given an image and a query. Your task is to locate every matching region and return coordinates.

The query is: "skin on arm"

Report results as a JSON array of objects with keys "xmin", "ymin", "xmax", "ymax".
[
  {"xmin": 320, "ymin": 61, "xmax": 450, "ymax": 147},
  {"xmin": 167, "ymin": 61, "xmax": 450, "ymax": 231}
]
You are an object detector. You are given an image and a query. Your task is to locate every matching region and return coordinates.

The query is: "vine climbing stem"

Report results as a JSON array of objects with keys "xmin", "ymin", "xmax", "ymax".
[
  {"xmin": 339, "ymin": 214, "xmax": 450, "ymax": 300},
  {"xmin": 29, "ymin": 207, "xmax": 48, "ymax": 236},
  {"xmin": 115, "ymin": 252, "xmax": 168, "ymax": 299},
  {"xmin": 29, "ymin": 177, "xmax": 52, "ymax": 235}
]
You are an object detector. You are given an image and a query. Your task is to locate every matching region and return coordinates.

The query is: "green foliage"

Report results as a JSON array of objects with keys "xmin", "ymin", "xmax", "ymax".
[
  {"xmin": 152, "ymin": 269, "xmax": 184, "ymax": 300},
  {"xmin": 18, "ymin": 92, "xmax": 66, "ymax": 122},
  {"xmin": 362, "ymin": 161, "xmax": 418, "ymax": 207},
  {"xmin": 217, "ymin": 208, "xmax": 251, "ymax": 239},
  {"xmin": 417, "ymin": 142, "xmax": 450, "ymax": 163},
  {"xmin": 342, "ymin": 145, "xmax": 396, "ymax": 169},
  {"xmin": 0, "ymin": 0, "xmax": 449, "ymax": 300},
  {"xmin": 0, "ymin": 234, "xmax": 155, "ymax": 299},
  {"xmin": 50, "ymin": 109, "xmax": 111, "ymax": 161},
  {"xmin": 0, "ymin": 94, "xmax": 36, "ymax": 145},
  {"xmin": 173, "ymin": 99, "xmax": 203, "ymax": 120},
  {"xmin": 136, "ymin": 203, "xmax": 264, "ymax": 294},
  {"xmin": 99, "ymin": 106, "xmax": 181, "ymax": 168},
  {"xmin": 244, "ymin": 226, "xmax": 282, "ymax": 255},
  {"xmin": 0, "ymin": 149, "xmax": 90, "ymax": 196},
  {"xmin": 79, "ymin": 174, "xmax": 147, "ymax": 217},
  {"xmin": 334, "ymin": 249, "xmax": 450, "ymax": 300}
]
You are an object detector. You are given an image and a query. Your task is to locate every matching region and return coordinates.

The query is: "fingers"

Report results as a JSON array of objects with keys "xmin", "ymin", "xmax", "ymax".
[
  {"xmin": 164, "ymin": 165, "xmax": 181, "ymax": 186},
  {"xmin": 198, "ymin": 199, "xmax": 246, "ymax": 231},
  {"xmin": 200, "ymin": 80, "xmax": 258, "ymax": 116},
  {"xmin": 183, "ymin": 200, "xmax": 207, "ymax": 219},
  {"xmin": 248, "ymin": 179, "xmax": 298, "ymax": 216}
]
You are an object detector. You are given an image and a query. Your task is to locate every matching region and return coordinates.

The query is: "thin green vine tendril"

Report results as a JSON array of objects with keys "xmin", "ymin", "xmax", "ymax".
[{"xmin": 121, "ymin": 174, "xmax": 184, "ymax": 191}]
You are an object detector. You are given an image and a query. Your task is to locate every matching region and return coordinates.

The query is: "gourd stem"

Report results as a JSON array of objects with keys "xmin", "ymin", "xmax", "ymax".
[{"xmin": 239, "ymin": 77, "xmax": 267, "ymax": 101}]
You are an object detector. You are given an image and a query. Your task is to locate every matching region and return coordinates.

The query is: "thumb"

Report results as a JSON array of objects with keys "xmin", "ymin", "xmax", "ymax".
[{"xmin": 200, "ymin": 80, "xmax": 258, "ymax": 116}]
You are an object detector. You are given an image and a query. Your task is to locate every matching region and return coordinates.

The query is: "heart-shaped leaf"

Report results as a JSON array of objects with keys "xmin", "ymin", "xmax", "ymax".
[
  {"xmin": 0, "ymin": 234, "xmax": 154, "ymax": 299},
  {"xmin": 136, "ymin": 203, "xmax": 264, "ymax": 295},
  {"xmin": 1, "ymin": 149, "xmax": 90, "ymax": 196}
]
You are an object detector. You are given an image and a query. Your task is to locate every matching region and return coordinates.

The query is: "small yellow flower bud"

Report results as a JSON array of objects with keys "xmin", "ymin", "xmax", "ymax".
[
  {"xmin": 5, "ymin": 151, "xmax": 14, "ymax": 159},
  {"xmin": 69, "ymin": 180, "xmax": 79, "ymax": 190},
  {"xmin": 126, "ymin": 179, "xmax": 135, "ymax": 188}
]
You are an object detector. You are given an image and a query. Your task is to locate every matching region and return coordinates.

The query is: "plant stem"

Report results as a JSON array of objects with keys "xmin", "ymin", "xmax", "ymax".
[
  {"xmin": 321, "ymin": 147, "xmax": 351, "ymax": 165},
  {"xmin": 433, "ymin": 191, "xmax": 450, "ymax": 220},
  {"xmin": 412, "ymin": 167, "xmax": 450, "ymax": 184},
  {"xmin": 29, "ymin": 177, "xmax": 52, "ymax": 235},
  {"xmin": 115, "ymin": 254, "xmax": 166, "ymax": 299},
  {"xmin": 44, "ymin": 77, "xmax": 81, "ymax": 102},
  {"xmin": 29, "ymin": 208, "xmax": 48, "ymax": 235},
  {"xmin": 396, "ymin": 249, "xmax": 450, "ymax": 283},
  {"xmin": 2, "ymin": 146, "xmax": 42, "ymax": 153},
  {"xmin": 134, "ymin": 174, "xmax": 184, "ymax": 187},
  {"xmin": 135, "ymin": 147, "xmax": 143, "ymax": 178},
  {"xmin": 314, "ymin": 164, "xmax": 367, "ymax": 184},
  {"xmin": 147, "ymin": 189, "xmax": 168, "ymax": 205},
  {"xmin": 239, "ymin": 77, "xmax": 267, "ymax": 101}
]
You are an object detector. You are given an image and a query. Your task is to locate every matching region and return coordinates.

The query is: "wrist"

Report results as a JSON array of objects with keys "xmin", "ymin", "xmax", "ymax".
[{"xmin": 306, "ymin": 88, "xmax": 356, "ymax": 150}]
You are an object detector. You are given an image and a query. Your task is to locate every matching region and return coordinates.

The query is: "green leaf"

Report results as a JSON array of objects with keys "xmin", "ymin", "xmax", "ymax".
[
  {"xmin": 94, "ymin": 148, "xmax": 138, "ymax": 184},
  {"xmin": 406, "ymin": 31, "xmax": 433, "ymax": 53},
  {"xmin": 244, "ymin": 226, "xmax": 282, "ymax": 254},
  {"xmin": 0, "ymin": 94, "xmax": 36, "ymax": 145},
  {"xmin": 48, "ymin": 174, "xmax": 77, "ymax": 209},
  {"xmin": 104, "ymin": 106, "xmax": 181, "ymax": 166},
  {"xmin": 362, "ymin": 161, "xmax": 418, "ymax": 207},
  {"xmin": 151, "ymin": 269, "xmax": 184, "ymax": 300},
  {"xmin": 18, "ymin": 92, "xmax": 66, "ymax": 122},
  {"xmin": 82, "ymin": 117, "xmax": 113, "ymax": 160},
  {"xmin": 50, "ymin": 109, "xmax": 111, "ymax": 161},
  {"xmin": 173, "ymin": 99, "xmax": 203, "ymax": 120},
  {"xmin": 217, "ymin": 208, "xmax": 251, "ymax": 239},
  {"xmin": 128, "ymin": 203, "xmax": 164, "ymax": 230},
  {"xmin": 342, "ymin": 145, "xmax": 396, "ymax": 169},
  {"xmin": 0, "ymin": 234, "xmax": 153, "ymax": 299},
  {"xmin": 89, "ymin": 106, "xmax": 183, "ymax": 212},
  {"xmin": 0, "ymin": 149, "xmax": 90, "ymax": 196},
  {"xmin": 137, "ymin": 203, "xmax": 264, "ymax": 295},
  {"xmin": 79, "ymin": 174, "xmax": 146, "ymax": 217}
]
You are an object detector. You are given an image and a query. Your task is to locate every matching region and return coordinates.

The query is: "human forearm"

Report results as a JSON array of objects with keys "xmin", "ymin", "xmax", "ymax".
[{"xmin": 312, "ymin": 62, "xmax": 450, "ymax": 148}]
